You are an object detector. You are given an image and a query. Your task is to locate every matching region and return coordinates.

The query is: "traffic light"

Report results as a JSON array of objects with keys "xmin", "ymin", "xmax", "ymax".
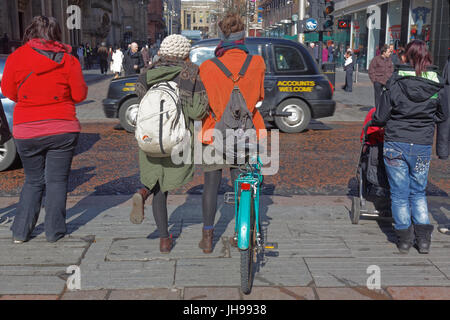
[
  {"xmin": 322, "ymin": 0, "xmax": 334, "ymax": 31},
  {"xmin": 248, "ymin": 0, "xmax": 256, "ymax": 22},
  {"xmin": 307, "ymin": 0, "xmax": 320, "ymax": 21},
  {"xmin": 249, "ymin": 0, "xmax": 256, "ymax": 14},
  {"xmin": 298, "ymin": 0, "xmax": 334, "ymax": 33}
]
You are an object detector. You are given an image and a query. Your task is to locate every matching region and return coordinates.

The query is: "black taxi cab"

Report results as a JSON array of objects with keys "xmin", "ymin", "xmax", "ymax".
[{"xmin": 102, "ymin": 37, "xmax": 336, "ymax": 133}]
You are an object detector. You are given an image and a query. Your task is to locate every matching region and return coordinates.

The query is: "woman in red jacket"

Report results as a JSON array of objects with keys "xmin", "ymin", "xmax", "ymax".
[{"xmin": 1, "ymin": 16, "xmax": 87, "ymax": 243}]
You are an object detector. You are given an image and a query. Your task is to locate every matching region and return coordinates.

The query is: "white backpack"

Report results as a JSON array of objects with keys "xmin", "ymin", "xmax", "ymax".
[{"xmin": 135, "ymin": 80, "xmax": 188, "ymax": 157}]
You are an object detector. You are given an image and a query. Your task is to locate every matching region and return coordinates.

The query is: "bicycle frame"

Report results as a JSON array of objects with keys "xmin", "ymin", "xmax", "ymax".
[{"xmin": 234, "ymin": 157, "xmax": 264, "ymax": 250}]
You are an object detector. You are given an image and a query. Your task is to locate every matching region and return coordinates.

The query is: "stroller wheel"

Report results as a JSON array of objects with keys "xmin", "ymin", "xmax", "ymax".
[{"xmin": 351, "ymin": 196, "xmax": 361, "ymax": 224}]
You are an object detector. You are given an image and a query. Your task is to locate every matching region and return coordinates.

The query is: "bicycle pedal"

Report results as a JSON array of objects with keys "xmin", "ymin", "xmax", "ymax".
[
  {"xmin": 264, "ymin": 242, "xmax": 278, "ymax": 250},
  {"xmin": 224, "ymin": 192, "xmax": 235, "ymax": 204}
]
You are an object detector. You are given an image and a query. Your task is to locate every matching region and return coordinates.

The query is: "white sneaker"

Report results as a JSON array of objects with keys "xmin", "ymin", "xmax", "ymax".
[{"xmin": 13, "ymin": 239, "xmax": 24, "ymax": 244}]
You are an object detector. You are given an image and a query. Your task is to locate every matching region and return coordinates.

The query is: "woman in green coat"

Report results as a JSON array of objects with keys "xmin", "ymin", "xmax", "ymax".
[{"xmin": 130, "ymin": 35, "xmax": 209, "ymax": 253}]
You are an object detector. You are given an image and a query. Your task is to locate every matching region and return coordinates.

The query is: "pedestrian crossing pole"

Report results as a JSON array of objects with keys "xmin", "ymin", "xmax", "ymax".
[{"xmin": 318, "ymin": 31, "xmax": 323, "ymax": 70}]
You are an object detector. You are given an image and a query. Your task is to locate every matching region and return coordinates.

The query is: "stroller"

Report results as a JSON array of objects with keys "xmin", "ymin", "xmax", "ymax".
[{"xmin": 350, "ymin": 109, "xmax": 392, "ymax": 224}]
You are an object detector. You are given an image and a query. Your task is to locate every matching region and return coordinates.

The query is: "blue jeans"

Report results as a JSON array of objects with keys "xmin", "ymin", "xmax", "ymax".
[
  {"xmin": 383, "ymin": 141, "xmax": 432, "ymax": 230},
  {"xmin": 12, "ymin": 133, "xmax": 79, "ymax": 242}
]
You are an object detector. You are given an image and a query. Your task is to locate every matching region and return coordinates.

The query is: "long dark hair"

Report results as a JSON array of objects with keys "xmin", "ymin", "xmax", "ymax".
[
  {"xmin": 22, "ymin": 16, "xmax": 62, "ymax": 44},
  {"xmin": 405, "ymin": 40, "xmax": 432, "ymax": 76}
]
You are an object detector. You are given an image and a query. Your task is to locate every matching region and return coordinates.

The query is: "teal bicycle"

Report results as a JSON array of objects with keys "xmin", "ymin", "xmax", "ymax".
[{"xmin": 225, "ymin": 156, "xmax": 276, "ymax": 294}]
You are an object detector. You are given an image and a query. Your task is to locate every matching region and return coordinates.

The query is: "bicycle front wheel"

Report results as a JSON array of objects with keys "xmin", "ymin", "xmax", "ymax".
[{"xmin": 239, "ymin": 193, "xmax": 255, "ymax": 295}]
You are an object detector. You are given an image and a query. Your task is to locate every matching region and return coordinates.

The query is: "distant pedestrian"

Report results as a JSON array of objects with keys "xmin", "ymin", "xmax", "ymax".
[
  {"xmin": 97, "ymin": 42, "xmax": 109, "ymax": 74},
  {"xmin": 372, "ymin": 40, "xmax": 448, "ymax": 254},
  {"xmin": 313, "ymin": 43, "xmax": 319, "ymax": 63},
  {"xmin": 342, "ymin": 49, "xmax": 353, "ymax": 92},
  {"xmin": 328, "ymin": 43, "xmax": 334, "ymax": 62},
  {"xmin": 107, "ymin": 46, "xmax": 113, "ymax": 69},
  {"xmin": 368, "ymin": 44, "xmax": 393, "ymax": 108},
  {"xmin": 0, "ymin": 16, "xmax": 87, "ymax": 243},
  {"xmin": 307, "ymin": 42, "xmax": 315, "ymax": 61},
  {"xmin": 437, "ymin": 54, "xmax": 449, "ymax": 237},
  {"xmin": 396, "ymin": 48, "xmax": 407, "ymax": 66},
  {"xmin": 322, "ymin": 44, "xmax": 328, "ymax": 64},
  {"xmin": 436, "ymin": 54, "xmax": 449, "ymax": 161},
  {"xmin": 123, "ymin": 42, "xmax": 144, "ymax": 75},
  {"xmin": 375, "ymin": 45, "xmax": 380, "ymax": 56},
  {"xmin": 389, "ymin": 44, "xmax": 401, "ymax": 66},
  {"xmin": 77, "ymin": 44, "xmax": 85, "ymax": 69},
  {"xmin": 84, "ymin": 43, "xmax": 92, "ymax": 69},
  {"xmin": 141, "ymin": 44, "xmax": 150, "ymax": 67},
  {"xmin": 111, "ymin": 46, "xmax": 124, "ymax": 78},
  {"xmin": 152, "ymin": 49, "xmax": 161, "ymax": 64},
  {"xmin": 1, "ymin": 33, "xmax": 9, "ymax": 54}
]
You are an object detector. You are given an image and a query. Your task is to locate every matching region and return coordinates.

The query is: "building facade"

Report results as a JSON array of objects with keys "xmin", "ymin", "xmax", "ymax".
[
  {"xmin": 0, "ymin": 0, "xmax": 150, "ymax": 54},
  {"xmin": 164, "ymin": 0, "xmax": 182, "ymax": 35},
  {"xmin": 181, "ymin": 0, "xmax": 219, "ymax": 37},
  {"xmin": 332, "ymin": 0, "xmax": 449, "ymax": 71},
  {"xmin": 147, "ymin": 0, "xmax": 165, "ymax": 45},
  {"xmin": 261, "ymin": 0, "xmax": 298, "ymax": 39}
]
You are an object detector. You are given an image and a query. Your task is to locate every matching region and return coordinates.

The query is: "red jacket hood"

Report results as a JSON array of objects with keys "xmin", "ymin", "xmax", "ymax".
[{"xmin": 25, "ymin": 39, "xmax": 72, "ymax": 75}]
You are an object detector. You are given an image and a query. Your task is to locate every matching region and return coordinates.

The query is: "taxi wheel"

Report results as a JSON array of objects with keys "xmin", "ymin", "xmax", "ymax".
[
  {"xmin": 0, "ymin": 138, "xmax": 19, "ymax": 172},
  {"xmin": 274, "ymin": 99, "xmax": 311, "ymax": 133},
  {"xmin": 119, "ymin": 97, "xmax": 140, "ymax": 133}
]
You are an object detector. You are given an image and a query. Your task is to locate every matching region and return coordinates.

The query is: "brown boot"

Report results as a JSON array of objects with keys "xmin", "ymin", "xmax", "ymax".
[
  {"xmin": 160, "ymin": 236, "xmax": 173, "ymax": 254},
  {"xmin": 130, "ymin": 188, "xmax": 150, "ymax": 224},
  {"xmin": 198, "ymin": 228, "xmax": 214, "ymax": 254}
]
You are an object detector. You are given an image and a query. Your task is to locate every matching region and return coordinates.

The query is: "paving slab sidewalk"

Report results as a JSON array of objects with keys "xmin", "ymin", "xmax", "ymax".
[{"xmin": 0, "ymin": 195, "xmax": 448, "ymax": 300}]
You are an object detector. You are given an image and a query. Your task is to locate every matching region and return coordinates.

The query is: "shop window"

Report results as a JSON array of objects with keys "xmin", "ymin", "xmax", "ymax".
[
  {"xmin": 273, "ymin": 46, "xmax": 306, "ymax": 72},
  {"xmin": 409, "ymin": 0, "xmax": 432, "ymax": 46},
  {"xmin": 387, "ymin": 0, "xmax": 402, "ymax": 47}
]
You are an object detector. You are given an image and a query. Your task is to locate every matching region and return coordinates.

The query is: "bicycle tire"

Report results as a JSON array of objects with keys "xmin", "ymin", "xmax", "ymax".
[{"xmin": 240, "ymin": 196, "xmax": 255, "ymax": 295}]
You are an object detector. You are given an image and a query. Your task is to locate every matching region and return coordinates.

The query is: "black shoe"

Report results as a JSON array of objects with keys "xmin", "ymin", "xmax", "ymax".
[
  {"xmin": 113, "ymin": 124, "xmax": 124, "ymax": 130},
  {"xmin": 395, "ymin": 225, "xmax": 414, "ymax": 254},
  {"xmin": 414, "ymin": 224, "xmax": 434, "ymax": 254}
]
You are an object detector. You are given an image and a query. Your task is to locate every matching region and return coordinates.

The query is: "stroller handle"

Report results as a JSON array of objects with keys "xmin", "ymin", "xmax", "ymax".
[{"xmin": 362, "ymin": 121, "xmax": 373, "ymax": 144}]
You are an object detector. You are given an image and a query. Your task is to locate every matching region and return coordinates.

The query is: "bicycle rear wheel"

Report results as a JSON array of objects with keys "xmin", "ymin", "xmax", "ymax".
[{"xmin": 240, "ymin": 195, "xmax": 255, "ymax": 295}]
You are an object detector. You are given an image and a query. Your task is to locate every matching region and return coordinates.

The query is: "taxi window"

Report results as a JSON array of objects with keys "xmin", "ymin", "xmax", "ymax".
[
  {"xmin": 190, "ymin": 44, "xmax": 268, "ymax": 67},
  {"xmin": 246, "ymin": 44, "xmax": 269, "ymax": 67},
  {"xmin": 273, "ymin": 46, "xmax": 306, "ymax": 72},
  {"xmin": 190, "ymin": 46, "xmax": 215, "ymax": 66}
]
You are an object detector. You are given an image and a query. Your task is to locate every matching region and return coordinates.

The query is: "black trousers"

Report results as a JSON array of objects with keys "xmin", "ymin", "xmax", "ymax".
[
  {"xmin": 373, "ymin": 82, "xmax": 384, "ymax": 109},
  {"xmin": 202, "ymin": 168, "xmax": 240, "ymax": 227},
  {"xmin": 344, "ymin": 68, "xmax": 353, "ymax": 92},
  {"xmin": 100, "ymin": 59, "xmax": 108, "ymax": 74},
  {"xmin": 12, "ymin": 133, "xmax": 79, "ymax": 242},
  {"xmin": 146, "ymin": 182, "xmax": 169, "ymax": 238}
]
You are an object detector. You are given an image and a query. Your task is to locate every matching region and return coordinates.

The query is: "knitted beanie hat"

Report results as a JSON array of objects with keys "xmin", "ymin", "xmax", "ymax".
[{"xmin": 160, "ymin": 34, "xmax": 191, "ymax": 59}]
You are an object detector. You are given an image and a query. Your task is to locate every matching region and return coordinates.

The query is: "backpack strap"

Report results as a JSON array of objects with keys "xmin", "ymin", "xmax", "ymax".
[
  {"xmin": 210, "ymin": 54, "xmax": 253, "ymax": 83},
  {"xmin": 210, "ymin": 57, "xmax": 233, "ymax": 79},
  {"xmin": 238, "ymin": 54, "xmax": 253, "ymax": 76}
]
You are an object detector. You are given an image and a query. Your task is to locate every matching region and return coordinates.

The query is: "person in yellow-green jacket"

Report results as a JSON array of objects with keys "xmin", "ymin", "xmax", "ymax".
[{"xmin": 371, "ymin": 40, "xmax": 448, "ymax": 254}]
